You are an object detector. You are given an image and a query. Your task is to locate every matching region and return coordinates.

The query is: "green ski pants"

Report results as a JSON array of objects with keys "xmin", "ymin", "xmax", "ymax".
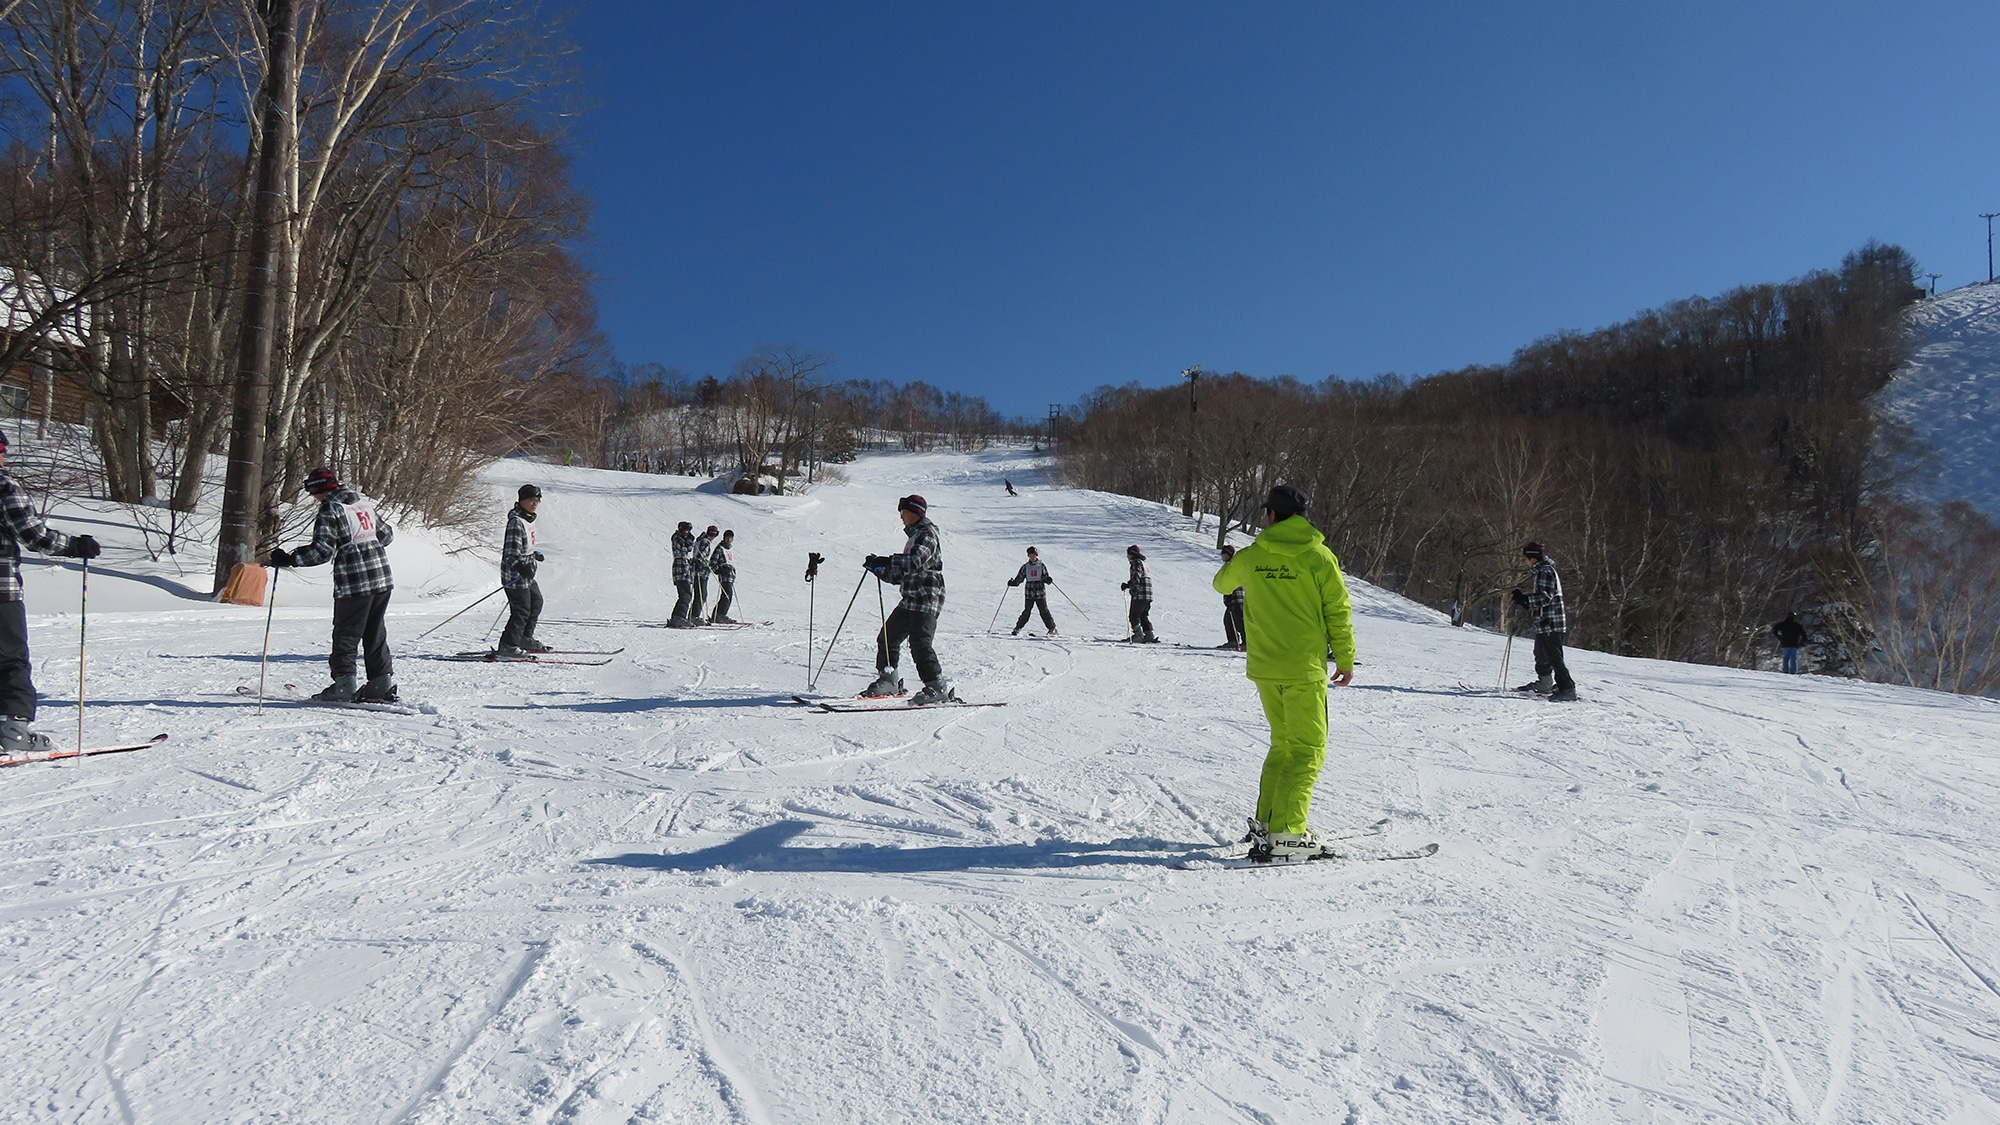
[{"xmin": 1254, "ymin": 678, "xmax": 1329, "ymax": 834}]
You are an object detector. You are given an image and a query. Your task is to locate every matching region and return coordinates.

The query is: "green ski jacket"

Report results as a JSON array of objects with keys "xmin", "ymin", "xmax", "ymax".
[{"xmin": 1213, "ymin": 516, "xmax": 1355, "ymax": 683}]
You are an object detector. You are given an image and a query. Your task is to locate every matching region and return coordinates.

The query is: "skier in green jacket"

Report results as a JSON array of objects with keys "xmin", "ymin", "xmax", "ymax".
[{"xmin": 1211, "ymin": 483, "xmax": 1356, "ymax": 861}]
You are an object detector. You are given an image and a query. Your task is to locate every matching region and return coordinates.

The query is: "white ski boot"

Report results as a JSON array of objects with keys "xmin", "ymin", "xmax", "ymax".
[
  {"xmin": 1262, "ymin": 829, "xmax": 1326, "ymax": 861},
  {"xmin": 862, "ymin": 670, "xmax": 904, "ymax": 698},
  {"xmin": 909, "ymin": 680, "xmax": 960, "ymax": 706},
  {"xmin": 313, "ymin": 675, "xmax": 359, "ymax": 703},
  {"xmin": 0, "ymin": 717, "xmax": 54, "ymax": 757}
]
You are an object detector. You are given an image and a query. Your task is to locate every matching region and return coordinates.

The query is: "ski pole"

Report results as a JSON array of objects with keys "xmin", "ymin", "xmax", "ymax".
[
  {"xmin": 75, "ymin": 557, "xmax": 87, "ymax": 756},
  {"xmin": 1497, "ymin": 604, "xmax": 1516, "ymax": 692},
  {"xmin": 987, "ymin": 585, "xmax": 1009, "ymax": 633},
  {"xmin": 417, "ymin": 584, "xmax": 506, "ymax": 639},
  {"xmin": 483, "ymin": 596, "xmax": 508, "ymax": 643},
  {"xmin": 810, "ymin": 570, "xmax": 869, "ymax": 691},
  {"xmin": 258, "ymin": 567, "xmax": 279, "ymax": 710},
  {"xmin": 806, "ymin": 551, "xmax": 823, "ymax": 690},
  {"xmin": 1048, "ymin": 580, "xmax": 1092, "ymax": 624}
]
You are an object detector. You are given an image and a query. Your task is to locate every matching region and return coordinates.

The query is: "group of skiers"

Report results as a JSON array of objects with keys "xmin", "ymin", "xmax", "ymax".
[{"xmin": 669, "ymin": 522, "xmax": 739, "ymax": 627}]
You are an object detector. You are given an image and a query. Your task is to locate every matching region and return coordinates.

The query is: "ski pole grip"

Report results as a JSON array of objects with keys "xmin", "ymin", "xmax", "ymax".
[{"xmin": 806, "ymin": 551, "xmax": 824, "ymax": 582}]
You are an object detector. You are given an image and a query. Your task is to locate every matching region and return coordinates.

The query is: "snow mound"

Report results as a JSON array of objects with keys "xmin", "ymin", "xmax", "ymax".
[
  {"xmin": 1875, "ymin": 280, "xmax": 2000, "ymax": 517},
  {"xmin": 3, "ymin": 446, "xmax": 1998, "ymax": 1123}
]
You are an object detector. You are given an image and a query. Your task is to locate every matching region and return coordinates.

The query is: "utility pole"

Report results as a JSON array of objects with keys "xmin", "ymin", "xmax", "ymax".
[
  {"xmin": 1925, "ymin": 272, "xmax": 1942, "ymax": 297},
  {"xmin": 215, "ymin": 0, "xmax": 296, "ymax": 592},
  {"xmin": 1181, "ymin": 365, "xmax": 1201, "ymax": 518},
  {"xmin": 1983, "ymin": 213, "xmax": 2000, "ymax": 283}
]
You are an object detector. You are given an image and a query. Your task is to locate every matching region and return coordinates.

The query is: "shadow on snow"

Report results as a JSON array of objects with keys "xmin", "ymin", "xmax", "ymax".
[{"xmin": 589, "ymin": 820, "xmax": 1205, "ymax": 874}]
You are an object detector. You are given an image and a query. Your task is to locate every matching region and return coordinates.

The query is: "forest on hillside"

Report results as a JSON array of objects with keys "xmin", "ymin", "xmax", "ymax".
[{"xmin": 1059, "ymin": 244, "xmax": 2000, "ymax": 695}]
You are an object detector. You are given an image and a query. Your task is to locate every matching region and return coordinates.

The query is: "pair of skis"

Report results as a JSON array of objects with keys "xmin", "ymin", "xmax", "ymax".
[
  {"xmin": 441, "ymin": 647, "xmax": 624, "ymax": 666},
  {"xmin": 790, "ymin": 693, "xmax": 1005, "ymax": 713},
  {"xmin": 1176, "ymin": 818, "xmax": 1439, "ymax": 869},
  {"xmin": 0, "ymin": 733, "xmax": 169, "ymax": 769},
  {"xmin": 236, "ymin": 684, "xmax": 424, "ymax": 715}
]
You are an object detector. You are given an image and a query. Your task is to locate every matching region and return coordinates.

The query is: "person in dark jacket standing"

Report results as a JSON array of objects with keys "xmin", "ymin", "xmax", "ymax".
[
  {"xmin": 862, "ymin": 494, "xmax": 956, "ymax": 704},
  {"xmin": 1007, "ymin": 546, "xmax": 1057, "ymax": 636},
  {"xmin": 0, "ymin": 431, "xmax": 100, "ymax": 755},
  {"xmin": 1772, "ymin": 612, "xmax": 1807, "ymax": 674},
  {"xmin": 1121, "ymin": 545, "xmax": 1156, "ymax": 642},
  {"xmin": 1218, "ymin": 544, "xmax": 1246, "ymax": 650},
  {"xmin": 709, "ymin": 530, "xmax": 738, "ymax": 623},
  {"xmin": 1511, "ymin": 541, "xmax": 1575, "ymax": 701},
  {"xmin": 668, "ymin": 521, "xmax": 696, "ymax": 626},
  {"xmin": 691, "ymin": 524, "xmax": 720, "ymax": 623},
  {"xmin": 268, "ymin": 467, "xmax": 397, "ymax": 703},
  {"xmin": 497, "ymin": 485, "xmax": 548, "ymax": 657}
]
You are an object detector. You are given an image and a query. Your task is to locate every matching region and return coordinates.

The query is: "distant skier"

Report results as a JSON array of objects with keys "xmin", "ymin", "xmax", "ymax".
[
  {"xmin": 1007, "ymin": 546, "xmax": 1058, "ymax": 636},
  {"xmin": 691, "ymin": 524, "xmax": 720, "ymax": 623},
  {"xmin": 497, "ymin": 484, "xmax": 548, "ymax": 657},
  {"xmin": 268, "ymin": 467, "xmax": 398, "ymax": 703},
  {"xmin": 709, "ymin": 530, "xmax": 738, "ymax": 623},
  {"xmin": 1120, "ymin": 545, "xmax": 1155, "ymax": 642},
  {"xmin": 861, "ymin": 494, "xmax": 957, "ymax": 704},
  {"xmin": 1004, "ymin": 479, "xmax": 1018, "ymax": 497},
  {"xmin": 668, "ymin": 521, "xmax": 696, "ymax": 626},
  {"xmin": 1211, "ymin": 484, "xmax": 1355, "ymax": 861},
  {"xmin": 1511, "ymin": 541, "xmax": 1576, "ymax": 702},
  {"xmin": 1217, "ymin": 544, "xmax": 1246, "ymax": 650},
  {"xmin": 1772, "ymin": 612, "xmax": 1807, "ymax": 674},
  {"xmin": 0, "ymin": 430, "xmax": 100, "ymax": 756}
]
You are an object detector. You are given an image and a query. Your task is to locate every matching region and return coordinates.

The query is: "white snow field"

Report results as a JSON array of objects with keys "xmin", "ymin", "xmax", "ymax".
[
  {"xmin": 4, "ymin": 446, "xmax": 1999, "ymax": 1125},
  {"xmin": 1876, "ymin": 279, "xmax": 2000, "ymax": 518}
]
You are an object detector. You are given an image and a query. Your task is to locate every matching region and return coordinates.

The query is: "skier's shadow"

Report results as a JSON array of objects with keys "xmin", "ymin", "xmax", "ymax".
[
  {"xmin": 485, "ymin": 694, "xmax": 797, "ymax": 713},
  {"xmin": 590, "ymin": 820, "xmax": 1201, "ymax": 874}
]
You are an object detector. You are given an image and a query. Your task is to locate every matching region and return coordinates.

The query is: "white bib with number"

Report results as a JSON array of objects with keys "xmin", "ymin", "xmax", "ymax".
[{"xmin": 342, "ymin": 495, "xmax": 382, "ymax": 543}]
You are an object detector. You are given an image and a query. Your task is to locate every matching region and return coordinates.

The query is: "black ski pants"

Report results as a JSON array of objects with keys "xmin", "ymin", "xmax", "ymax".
[
  {"xmin": 1223, "ymin": 599, "xmax": 1245, "ymax": 646},
  {"xmin": 1128, "ymin": 598, "xmax": 1153, "ymax": 639},
  {"xmin": 877, "ymin": 606, "xmax": 943, "ymax": 685},
  {"xmin": 1014, "ymin": 592, "xmax": 1055, "ymax": 633},
  {"xmin": 1534, "ymin": 631, "xmax": 1574, "ymax": 692},
  {"xmin": 331, "ymin": 590, "xmax": 394, "ymax": 681},
  {"xmin": 0, "ymin": 599, "xmax": 36, "ymax": 719},
  {"xmin": 499, "ymin": 579, "xmax": 543, "ymax": 650},
  {"xmin": 713, "ymin": 575, "xmax": 735, "ymax": 621},
  {"xmin": 670, "ymin": 580, "xmax": 693, "ymax": 623}
]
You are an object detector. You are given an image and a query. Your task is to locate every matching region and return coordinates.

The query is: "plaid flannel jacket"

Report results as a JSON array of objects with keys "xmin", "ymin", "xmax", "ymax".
[
  {"xmin": 710, "ymin": 542, "xmax": 735, "ymax": 580},
  {"xmin": 1224, "ymin": 585, "xmax": 1245, "ymax": 608},
  {"xmin": 0, "ymin": 471, "xmax": 70, "ymax": 603},
  {"xmin": 692, "ymin": 530, "xmax": 718, "ymax": 576},
  {"xmin": 502, "ymin": 505, "xmax": 536, "ymax": 583},
  {"xmin": 1527, "ymin": 556, "xmax": 1566, "ymax": 635},
  {"xmin": 290, "ymin": 488, "xmax": 395, "ymax": 598},
  {"xmin": 1127, "ymin": 556, "xmax": 1153, "ymax": 601},
  {"xmin": 878, "ymin": 517, "xmax": 945, "ymax": 617},
  {"xmin": 1009, "ymin": 560, "xmax": 1052, "ymax": 597},
  {"xmin": 671, "ymin": 528, "xmax": 694, "ymax": 582}
]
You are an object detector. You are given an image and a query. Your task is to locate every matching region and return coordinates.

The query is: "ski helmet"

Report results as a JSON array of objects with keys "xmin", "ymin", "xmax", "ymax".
[
  {"xmin": 898, "ymin": 494, "xmax": 928, "ymax": 515},
  {"xmin": 1522, "ymin": 541, "xmax": 1546, "ymax": 558},
  {"xmin": 304, "ymin": 467, "xmax": 341, "ymax": 495},
  {"xmin": 518, "ymin": 484, "xmax": 542, "ymax": 501}
]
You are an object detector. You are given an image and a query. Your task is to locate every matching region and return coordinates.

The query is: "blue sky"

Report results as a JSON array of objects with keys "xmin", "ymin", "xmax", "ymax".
[{"xmin": 567, "ymin": 2, "xmax": 2000, "ymax": 418}]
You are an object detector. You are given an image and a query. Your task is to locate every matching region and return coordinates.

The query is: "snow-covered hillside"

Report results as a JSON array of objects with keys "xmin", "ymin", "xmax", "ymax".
[
  {"xmin": 4, "ymin": 447, "xmax": 1999, "ymax": 1124},
  {"xmin": 1876, "ymin": 280, "xmax": 2000, "ymax": 518}
]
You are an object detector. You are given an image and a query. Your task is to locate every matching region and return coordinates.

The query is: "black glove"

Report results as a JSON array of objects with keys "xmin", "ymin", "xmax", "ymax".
[
  {"xmin": 1007, "ymin": 578, "xmax": 1021, "ymax": 587},
  {"xmin": 1120, "ymin": 581, "xmax": 1129, "ymax": 591},
  {"xmin": 1511, "ymin": 589, "xmax": 1529, "ymax": 609},
  {"xmin": 63, "ymin": 535, "xmax": 101, "ymax": 560},
  {"xmin": 268, "ymin": 548, "xmax": 294, "ymax": 568}
]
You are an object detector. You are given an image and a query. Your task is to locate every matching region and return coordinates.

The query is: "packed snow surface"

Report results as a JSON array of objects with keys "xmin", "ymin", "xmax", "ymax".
[
  {"xmin": 4, "ymin": 448, "xmax": 1999, "ymax": 1124},
  {"xmin": 1876, "ymin": 279, "xmax": 2000, "ymax": 518}
]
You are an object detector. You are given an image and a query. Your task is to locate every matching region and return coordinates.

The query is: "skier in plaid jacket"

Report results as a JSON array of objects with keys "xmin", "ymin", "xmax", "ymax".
[
  {"xmin": 497, "ymin": 485, "xmax": 548, "ymax": 656},
  {"xmin": 861, "ymin": 494, "xmax": 955, "ymax": 704},
  {"xmin": 668, "ymin": 522, "xmax": 696, "ymax": 626},
  {"xmin": 1218, "ymin": 544, "xmax": 1246, "ymax": 649},
  {"xmin": 709, "ymin": 530, "xmax": 738, "ymax": 623},
  {"xmin": 1120, "ymin": 545, "xmax": 1156, "ymax": 642},
  {"xmin": 1510, "ymin": 541, "xmax": 1576, "ymax": 701},
  {"xmin": 1007, "ymin": 546, "xmax": 1057, "ymax": 635},
  {"xmin": 269, "ymin": 467, "xmax": 398, "ymax": 703},
  {"xmin": 0, "ymin": 431, "xmax": 100, "ymax": 756},
  {"xmin": 691, "ymin": 525, "xmax": 720, "ymax": 622}
]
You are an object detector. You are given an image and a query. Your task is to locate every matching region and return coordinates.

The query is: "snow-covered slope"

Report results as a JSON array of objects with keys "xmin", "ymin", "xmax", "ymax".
[
  {"xmin": 1875, "ymin": 281, "xmax": 2000, "ymax": 518},
  {"xmin": 4, "ymin": 448, "xmax": 1999, "ymax": 1124}
]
